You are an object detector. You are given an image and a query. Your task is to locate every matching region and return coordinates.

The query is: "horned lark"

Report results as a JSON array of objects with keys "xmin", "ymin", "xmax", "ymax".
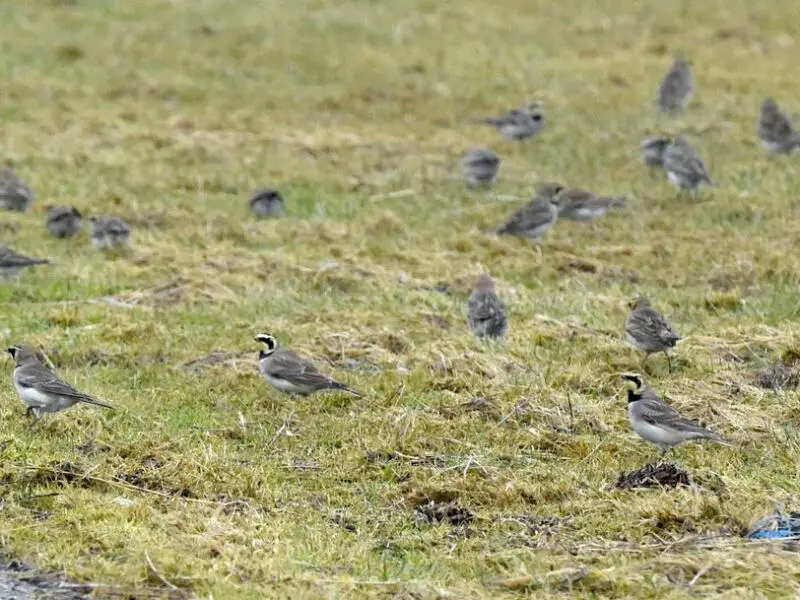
[
  {"xmin": 621, "ymin": 373, "xmax": 727, "ymax": 458},
  {"xmin": 658, "ymin": 55, "xmax": 694, "ymax": 113},
  {"xmin": 89, "ymin": 216, "xmax": 131, "ymax": 249},
  {"xmin": 662, "ymin": 136, "xmax": 712, "ymax": 192},
  {"xmin": 46, "ymin": 205, "xmax": 82, "ymax": 238},
  {"xmin": 640, "ymin": 135, "xmax": 671, "ymax": 168},
  {"xmin": 249, "ymin": 188, "xmax": 285, "ymax": 218},
  {"xmin": 255, "ymin": 333, "xmax": 362, "ymax": 397},
  {"xmin": 557, "ymin": 188, "xmax": 626, "ymax": 222},
  {"xmin": 473, "ymin": 104, "xmax": 544, "ymax": 141},
  {"xmin": 625, "ymin": 296, "xmax": 681, "ymax": 370},
  {"xmin": 466, "ymin": 273, "xmax": 508, "ymax": 340},
  {"xmin": 758, "ymin": 97, "xmax": 800, "ymax": 154},
  {"xmin": 461, "ymin": 148, "xmax": 501, "ymax": 190},
  {"xmin": 0, "ymin": 166, "xmax": 34, "ymax": 212},
  {"xmin": 6, "ymin": 344, "xmax": 114, "ymax": 419},
  {"xmin": 495, "ymin": 182, "xmax": 563, "ymax": 240},
  {"xmin": 0, "ymin": 247, "xmax": 49, "ymax": 280}
]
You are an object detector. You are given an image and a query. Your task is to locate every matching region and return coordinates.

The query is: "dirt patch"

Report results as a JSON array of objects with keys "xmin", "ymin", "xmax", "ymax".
[
  {"xmin": 616, "ymin": 462, "xmax": 691, "ymax": 490},
  {"xmin": 756, "ymin": 360, "xmax": 800, "ymax": 390},
  {"xmin": 413, "ymin": 501, "xmax": 474, "ymax": 526},
  {"xmin": 0, "ymin": 557, "xmax": 90, "ymax": 600}
]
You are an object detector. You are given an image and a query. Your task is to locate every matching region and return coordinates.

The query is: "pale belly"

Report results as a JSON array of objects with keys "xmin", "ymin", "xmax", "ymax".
[
  {"xmin": 14, "ymin": 383, "xmax": 75, "ymax": 412},
  {"xmin": 264, "ymin": 374, "xmax": 306, "ymax": 395},
  {"xmin": 630, "ymin": 418, "xmax": 684, "ymax": 447}
]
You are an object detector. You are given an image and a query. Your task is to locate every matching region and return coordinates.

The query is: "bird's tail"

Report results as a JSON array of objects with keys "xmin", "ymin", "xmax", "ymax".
[
  {"xmin": 79, "ymin": 395, "xmax": 115, "ymax": 409},
  {"xmin": 600, "ymin": 196, "xmax": 626, "ymax": 207},
  {"xmin": 331, "ymin": 381, "xmax": 363, "ymax": 398},
  {"xmin": 704, "ymin": 430, "xmax": 730, "ymax": 446}
]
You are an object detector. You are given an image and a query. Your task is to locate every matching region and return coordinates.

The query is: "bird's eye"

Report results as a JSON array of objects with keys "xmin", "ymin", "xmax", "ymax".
[{"xmin": 532, "ymin": 113, "xmax": 543, "ymax": 121}]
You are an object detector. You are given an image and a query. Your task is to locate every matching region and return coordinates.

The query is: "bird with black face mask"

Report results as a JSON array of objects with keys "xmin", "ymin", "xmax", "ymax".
[
  {"xmin": 254, "ymin": 333, "xmax": 362, "ymax": 398},
  {"xmin": 620, "ymin": 373, "xmax": 727, "ymax": 460},
  {"xmin": 6, "ymin": 344, "xmax": 114, "ymax": 419}
]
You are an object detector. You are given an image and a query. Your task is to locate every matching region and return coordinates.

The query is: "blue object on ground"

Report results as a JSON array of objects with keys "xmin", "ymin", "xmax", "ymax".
[{"xmin": 748, "ymin": 507, "xmax": 800, "ymax": 539}]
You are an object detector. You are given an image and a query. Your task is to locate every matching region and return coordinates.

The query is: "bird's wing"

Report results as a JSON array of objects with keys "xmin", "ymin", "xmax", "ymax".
[
  {"xmin": 627, "ymin": 307, "xmax": 679, "ymax": 343},
  {"xmin": 468, "ymin": 292, "xmax": 505, "ymax": 322},
  {"xmin": 16, "ymin": 365, "xmax": 99, "ymax": 402},
  {"xmin": 0, "ymin": 247, "xmax": 47, "ymax": 267},
  {"xmin": 266, "ymin": 349, "xmax": 322, "ymax": 379},
  {"xmin": 760, "ymin": 105, "xmax": 796, "ymax": 140},
  {"xmin": 638, "ymin": 396, "xmax": 714, "ymax": 435},
  {"xmin": 499, "ymin": 200, "xmax": 552, "ymax": 233}
]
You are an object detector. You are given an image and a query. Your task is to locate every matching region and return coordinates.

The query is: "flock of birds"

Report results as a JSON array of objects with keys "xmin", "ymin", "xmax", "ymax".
[{"xmin": 1, "ymin": 54, "xmax": 799, "ymax": 463}]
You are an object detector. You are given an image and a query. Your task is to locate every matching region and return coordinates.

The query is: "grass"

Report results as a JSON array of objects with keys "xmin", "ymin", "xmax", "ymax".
[{"xmin": 1, "ymin": 0, "xmax": 800, "ymax": 597}]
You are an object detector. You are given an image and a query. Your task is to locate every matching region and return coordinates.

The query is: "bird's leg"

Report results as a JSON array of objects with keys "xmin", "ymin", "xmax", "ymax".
[
  {"xmin": 665, "ymin": 351, "xmax": 673, "ymax": 373},
  {"xmin": 24, "ymin": 407, "xmax": 33, "ymax": 419},
  {"xmin": 658, "ymin": 447, "xmax": 670, "ymax": 463}
]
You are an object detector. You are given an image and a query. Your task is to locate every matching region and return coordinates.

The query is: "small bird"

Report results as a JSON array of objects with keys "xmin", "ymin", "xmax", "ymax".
[
  {"xmin": 461, "ymin": 148, "xmax": 501, "ymax": 190},
  {"xmin": 473, "ymin": 104, "xmax": 545, "ymax": 141},
  {"xmin": 0, "ymin": 247, "xmax": 49, "ymax": 280},
  {"xmin": 639, "ymin": 135, "xmax": 672, "ymax": 168},
  {"xmin": 249, "ymin": 188, "xmax": 285, "ymax": 218},
  {"xmin": 46, "ymin": 205, "xmax": 82, "ymax": 238},
  {"xmin": 496, "ymin": 182, "xmax": 563, "ymax": 240},
  {"xmin": 621, "ymin": 373, "xmax": 727, "ymax": 459},
  {"xmin": 255, "ymin": 333, "xmax": 362, "ymax": 397},
  {"xmin": 662, "ymin": 136, "xmax": 712, "ymax": 192},
  {"xmin": 6, "ymin": 344, "xmax": 114, "ymax": 419},
  {"xmin": 0, "ymin": 166, "xmax": 34, "ymax": 212},
  {"xmin": 625, "ymin": 296, "xmax": 681, "ymax": 371},
  {"xmin": 89, "ymin": 216, "xmax": 131, "ymax": 249},
  {"xmin": 466, "ymin": 273, "xmax": 508, "ymax": 340},
  {"xmin": 658, "ymin": 55, "xmax": 694, "ymax": 113},
  {"xmin": 556, "ymin": 188, "xmax": 626, "ymax": 222},
  {"xmin": 758, "ymin": 97, "xmax": 800, "ymax": 154}
]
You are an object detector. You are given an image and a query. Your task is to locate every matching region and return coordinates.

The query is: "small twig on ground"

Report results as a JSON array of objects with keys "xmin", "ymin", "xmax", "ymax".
[
  {"xmin": 145, "ymin": 550, "xmax": 179, "ymax": 591},
  {"xmin": 268, "ymin": 409, "xmax": 296, "ymax": 447},
  {"xmin": 688, "ymin": 563, "xmax": 712, "ymax": 587}
]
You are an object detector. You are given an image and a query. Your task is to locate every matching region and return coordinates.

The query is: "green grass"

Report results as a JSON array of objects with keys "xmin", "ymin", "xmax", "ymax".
[{"xmin": 1, "ymin": 0, "xmax": 800, "ymax": 597}]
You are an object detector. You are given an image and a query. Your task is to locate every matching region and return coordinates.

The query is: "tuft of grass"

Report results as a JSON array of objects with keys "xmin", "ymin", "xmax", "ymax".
[{"xmin": 2, "ymin": 0, "xmax": 800, "ymax": 597}]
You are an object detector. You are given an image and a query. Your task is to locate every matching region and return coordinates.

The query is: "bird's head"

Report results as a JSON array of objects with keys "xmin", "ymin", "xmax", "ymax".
[
  {"xmin": 254, "ymin": 333, "xmax": 278, "ymax": 358},
  {"xmin": 6, "ymin": 344, "xmax": 38, "ymax": 365},
  {"xmin": 620, "ymin": 372, "xmax": 645, "ymax": 400},
  {"xmin": 628, "ymin": 296, "xmax": 651, "ymax": 310}
]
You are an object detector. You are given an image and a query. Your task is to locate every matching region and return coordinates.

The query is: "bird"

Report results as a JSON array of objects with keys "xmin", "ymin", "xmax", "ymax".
[
  {"xmin": 658, "ymin": 55, "xmax": 694, "ymax": 113},
  {"xmin": 89, "ymin": 216, "xmax": 131, "ymax": 249},
  {"xmin": 6, "ymin": 344, "xmax": 114, "ymax": 419},
  {"xmin": 662, "ymin": 136, "xmax": 712, "ymax": 192},
  {"xmin": 0, "ymin": 166, "xmax": 34, "ymax": 212},
  {"xmin": 466, "ymin": 273, "xmax": 508, "ymax": 340},
  {"xmin": 249, "ymin": 188, "xmax": 285, "ymax": 218},
  {"xmin": 461, "ymin": 148, "xmax": 501, "ymax": 190},
  {"xmin": 473, "ymin": 103, "xmax": 545, "ymax": 141},
  {"xmin": 639, "ymin": 135, "xmax": 672, "ymax": 168},
  {"xmin": 758, "ymin": 97, "xmax": 800, "ymax": 154},
  {"xmin": 625, "ymin": 296, "xmax": 681, "ymax": 371},
  {"xmin": 495, "ymin": 182, "xmax": 563, "ymax": 240},
  {"xmin": 556, "ymin": 188, "xmax": 626, "ymax": 222},
  {"xmin": 255, "ymin": 333, "xmax": 362, "ymax": 397},
  {"xmin": 621, "ymin": 372, "xmax": 727, "ymax": 459},
  {"xmin": 46, "ymin": 205, "xmax": 82, "ymax": 238},
  {"xmin": 0, "ymin": 247, "xmax": 49, "ymax": 280}
]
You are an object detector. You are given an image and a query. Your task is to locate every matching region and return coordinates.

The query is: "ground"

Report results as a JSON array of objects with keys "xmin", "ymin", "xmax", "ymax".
[{"xmin": 1, "ymin": 0, "xmax": 799, "ymax": 597}]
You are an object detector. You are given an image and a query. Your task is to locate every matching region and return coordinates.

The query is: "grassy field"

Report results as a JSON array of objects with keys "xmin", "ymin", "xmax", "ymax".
[{"xmin": 1, "ymin": 0, "xmax": 800, "ymax": 597}]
